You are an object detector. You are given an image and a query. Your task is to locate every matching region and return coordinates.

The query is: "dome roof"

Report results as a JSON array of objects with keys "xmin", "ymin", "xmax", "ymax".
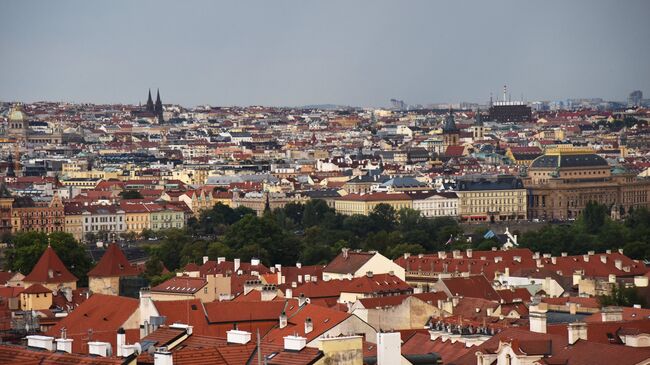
[
  {"xmin": 8, "ymin": 105, "xmax": 27, "ymax": 121},
  {"xmin": 530, "ymin": 153, "xmax": 609, "ymax": 169}
]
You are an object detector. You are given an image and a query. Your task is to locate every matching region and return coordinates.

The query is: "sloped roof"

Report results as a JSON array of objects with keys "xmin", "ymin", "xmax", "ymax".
[
  {"xmin": 323, "ymin": 251, "xmax": 375, "ymax": 274},
  {"xmin": 88, "ymin": 243, "xmax": 140, "ymax": 278},
  {"xmin": 46, "ymin": 294, "xmax": 139, "ymax": 354},
  {"xmin": 0, "ymin": 344, "xmax": 125, "ymax": 365},
  {"xmin": 440, "ymin": 275, "xmax": 501, "ymax": 301},
  {"xmin": 23, "ymin": 246, "xmax": 78, "ymax": 284},
  {"xmin": 22, "ymin": 283, "xmax": 51, "ymax": 294}
]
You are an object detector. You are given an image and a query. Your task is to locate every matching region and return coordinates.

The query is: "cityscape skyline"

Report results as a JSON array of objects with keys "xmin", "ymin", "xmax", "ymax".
[{"xmin": 1, "ymin": 0, "xmax": 649, "ymax": 107}]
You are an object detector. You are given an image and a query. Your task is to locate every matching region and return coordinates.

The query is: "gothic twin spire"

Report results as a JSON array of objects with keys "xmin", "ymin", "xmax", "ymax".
[{"xmin": 146, "ymin": 89, "xmax": 163, "ymax": 120}]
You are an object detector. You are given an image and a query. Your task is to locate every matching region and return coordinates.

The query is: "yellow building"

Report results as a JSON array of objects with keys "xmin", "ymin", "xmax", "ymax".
[
  {"xmin": 120, "ymin": 202, "xmax": 151, "ymax": 235},
  {"xmin": 63, "ymin": 205, "xmax": 84, "ymax": 241},
  {"xmin": 20, "ymin": 283, "xmax": 53, "ymax": 311},
  {"xmin": 334, "ymin": 192, "xmax": 412, "ymax": 216},
  {"xmin": 525, "ymin": 147, "xmax": 650, "ymax": 220},
  {"xmin": 457, "ymin": 176, "xmax": 527, "ymax": 222}
]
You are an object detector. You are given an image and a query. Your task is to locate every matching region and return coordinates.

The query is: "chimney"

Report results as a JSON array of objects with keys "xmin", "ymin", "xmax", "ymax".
[
  {"xmin": 452, "ymin": 250, "xmax": 461, "ymax": 259},
  {"xmin": 202, "ymin": 256, "xmax": 209, "ymax": 265},
  {"xmin": 284, "ymin": 335, "xmax": 307, "ymax": 351},
  {"xmin": 403, "ymin": 253, "xmax": 411, "ymax": 259},
  {"xmin": 377, "ymin": 332, "xmax": 401, "ymax": 365},
  {"xmin": 601, "ymin": 306, "xmax": 623, "ymax": 322},
  {"xmin": 170, "ymin": 323, "xmax": 193, "ymax": 335},
  {"xmin": 583, "ymin": 255, "xmax": 589, "ymax": 263},
  {"xmin": 551, "ymin": 257, "xmax": 557, "ymax": 264},
  {"xmin": 561, "ymin": 252, "xmax": 568, "ymax": 257},
  {"xmin": 618, "ymin": 248, "xmax": 624, "ymax": 254},
  {"xmin": 27, "ymin": 335, "xmax": 55, "ymax": 351},
  {"xmin": 261, "ymin": 285, "xmax": 277, "ymax": 301},
  {"xmin": 466, "ymin": 249, "xmax": 473, "ymax": 258},
  {"xmin": 504, "ymin": 267, "xmax": 510, "ymax": 277},
  {"xmin": 588, "ymin": 250, "xmax": 595, "ymax": 256},
  {"xmin": 600, "ymin": 255, "xmax": 607, "ymax": 264},
  {"xmin": 116, "ymin": 328, "xmax": 126, "ymax": 357},
  {"xmin": 279, "ymin": 311, "xmax": 288, "ymax": 328},
  {"xmin": 298, "ymin": 293, "xmax": 309, "ymax": 307},
  {"xmin": 304, "ymin": 317, "xmax": 313, "ymax": 334},
  {"xmin": 285, "ymin": 288, "xmax": 293, "ymax": 298},
  {"xmin": 568, "ymin": 322, "xmax": 588, "ymax": 345},
  {"xmin": 234, "ymin": 258, "xmax": 241, "ymax": 272},
  {"xmin": 366, "ymin": 271, "xmax": 374, "ymax": 278},
  {"xmin": 536, "ymin": 258, "xmax": 543, "ymax": 268},
  {"xmin": 614, "ymin": 259, "xmax": 623, "ymax": 270},
  {"xmin": 606, "ymin": 249, "xmax": 611, "ymax": 254},
  {"xmin": 88, "ymin": 342, "xmax": 112, "ymax": 357},
  {"xmin": 226, "ymin": 330, "xmax": 251, "ymax": 344},
  {"xmin": 217, "ymin": 257, "xmax": 226, "ymax": 264},
  {"xmin": 296, "ymin": 262, "xmax": 302, "ymax": 269},
  {"xmin": 438, "ymin": 251, "xmax": 446, "ymax": 259},
  {"xmin": 275, "ymin": 264, "xmax": 282, "ymax": 272},
  {"xmin": 55, "ymin": 337, "xmax": 73, "ymax": 354},
  {"xmin": 251, "ymin": 257, "xmax": 260, "ymax": 266},
  {"xmin": 451, "ymin": 295, "xmax": 461, "ymax": 307},
  {"xmin": 487, "ymin": 308, "xmax": 493, "ymax": 317},
  {"xmin": 529, "ymin": 304, "xmax": 548, "ymax": 334},
  {"xmin": 154, "ymin": 347, "xmax": 173, "ymax": 365},
  {"xmin": 342, "ymin": 247, "xmax": 349, "ymax": 259}
]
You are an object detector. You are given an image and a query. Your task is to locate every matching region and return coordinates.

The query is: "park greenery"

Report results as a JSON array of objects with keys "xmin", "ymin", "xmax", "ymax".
[{"xmin": 3, "ymin": 200, "xmax": 649, "ymax": 287}]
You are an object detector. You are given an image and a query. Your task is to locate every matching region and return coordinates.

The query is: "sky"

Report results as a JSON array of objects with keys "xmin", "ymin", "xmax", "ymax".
[{"xmin": 1, "ymin": 0, "xmax": 649, "ymax": 108}]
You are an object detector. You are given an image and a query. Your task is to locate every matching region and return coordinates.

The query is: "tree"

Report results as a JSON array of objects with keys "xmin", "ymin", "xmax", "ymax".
[
  {"xmin": 387, "ymin": 243, "xmax": 425, "ymax": 259},
  {"xmin": 598, "ymin": 284, "xmax": 646, "ymax": 308},
  {"xmin": 302, "ymin": 200, "xmax": 335, "ymax": 228},
  {"xmin": 580, "ymin": 201, "xmax": 609, "ymax": 234},
  {"xmin": 369, "ymin": 204, "xmax": 397, "ymax": 232}
]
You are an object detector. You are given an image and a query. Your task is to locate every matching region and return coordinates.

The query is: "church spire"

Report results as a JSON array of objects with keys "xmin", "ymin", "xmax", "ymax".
[
  {"xmin": 154, "ymin": 89, "xmax": 163, "ymax": 122},
  {"xmin": 146, "ymin": 89, "xmax": 154, "ymax": 113}
]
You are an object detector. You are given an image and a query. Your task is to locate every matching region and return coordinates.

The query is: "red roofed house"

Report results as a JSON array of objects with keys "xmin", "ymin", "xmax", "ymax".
[
  {"xmin": 22, "ymin": 245, "xmax": 77, "ymax": 292},
  {"xmin": 46, "ymin": 293, "xmax": 140, "ymax": 354},
  {"xmin": 20, "ymin": 283, "xmax": 52, "ymax": 311},
  {"xmin": 323, "ymin": 248, "xmax": 405, "ymax": 281},
  {"xmin": 432, "ymin": 275, "xmax": 501, "ymax": 302},
  {"xmin": 88, "ymin": 243, "xmax": 141, "ymax": 296}
]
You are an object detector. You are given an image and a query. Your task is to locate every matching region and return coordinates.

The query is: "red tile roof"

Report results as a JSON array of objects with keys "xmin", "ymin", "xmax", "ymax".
[
  {"xmin": 0, "ymin": 344, "xmax": 125, "ymax": 365},
  {"xmin": 151, "ymin": 276, "xmax": 207, "ymax": 294},
  {"xmin": 293, "ymin": 273, "xmax": 412, "ymax": 300},
  {"xmin": 46, "ymin": 294, "xmax": 139, "ymax": 354},
  {"xmin": 88, "ymin": 243, "xmax": 140, "ymax": 278},
  {"xmin": 439, "ymin": 275, "xmax": 501, "ymax": 301},
  {"xmin": 263, "ymin": 303, "xmax": 351, "ymax": 344},
  {"xmin": 22, "ymin": 283, "xmax": 52, "ymax": 294},
  {"xmin": 23, "ymin": 246, "xmax": 78, "ymax": 284}
]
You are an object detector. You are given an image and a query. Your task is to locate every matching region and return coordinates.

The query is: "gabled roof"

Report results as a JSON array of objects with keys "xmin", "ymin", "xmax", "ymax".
[
  {"xmin": 323, "ymin": 251, "xmax": 375, "ymax": 274},
  {"xmin": 88, "ymin": 243, "xmax": 140, "ymax": 278},
  {"xmin": 23, "ymin": 246, "xmax": 78, "ymax": 284}
]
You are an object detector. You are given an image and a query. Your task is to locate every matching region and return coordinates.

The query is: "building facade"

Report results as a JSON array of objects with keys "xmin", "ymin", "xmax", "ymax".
[
  {"xmin": 457, "ymin": 176, "xmax": 527, "ymax": 222},
  {"xmin": 525, "ymin": 147, "xmax": 650, "ymax": 220}
]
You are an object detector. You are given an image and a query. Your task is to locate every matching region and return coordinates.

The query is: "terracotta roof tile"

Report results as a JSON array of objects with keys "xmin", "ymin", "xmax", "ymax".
[
  {"xmin": 88, "ymin": 244, "xmax": 140, "ymax": 278},
  {"xmin": 23, "ymin": 246, "xmax": 78, "ymax": 284}
]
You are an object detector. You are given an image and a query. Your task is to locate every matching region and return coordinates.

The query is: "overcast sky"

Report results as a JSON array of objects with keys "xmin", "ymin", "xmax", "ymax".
[{"xmin": 1, "ymin": 0, "xmax": 649, "ymax": 107}]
